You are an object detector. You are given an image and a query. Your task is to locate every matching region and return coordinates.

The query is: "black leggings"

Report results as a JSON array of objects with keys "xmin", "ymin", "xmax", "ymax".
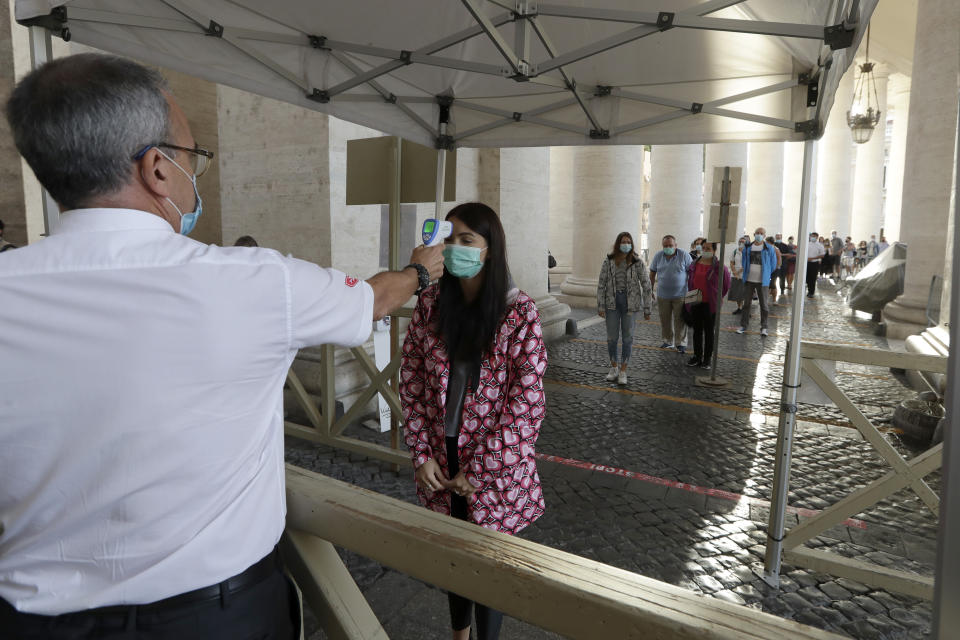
[
  {"xmin": 445, "ymin": 437, "xmax": 504, "ymax": 640},
  {"xmin": 690, "ymin": 302, "xmax": 716, "ymax": 363}
]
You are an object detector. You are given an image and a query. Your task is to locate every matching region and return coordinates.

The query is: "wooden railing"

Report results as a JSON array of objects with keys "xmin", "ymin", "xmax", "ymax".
[
  {"xmin": 778, "ymin": 341, "xmax": 948, "ymax": 599},
  {"xmin": 282, "ymin": 464, "xmax": 844, "ymax": 640}
]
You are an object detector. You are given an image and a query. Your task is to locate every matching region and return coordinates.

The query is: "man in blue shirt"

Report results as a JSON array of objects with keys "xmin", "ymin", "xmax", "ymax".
[
  {"xmin": 649, "ymin": 234, "xmax": 693, "ymax": 353},
  {"xmin": 736, "ymin": 227, "xmax": 779, "ymax": 337}
]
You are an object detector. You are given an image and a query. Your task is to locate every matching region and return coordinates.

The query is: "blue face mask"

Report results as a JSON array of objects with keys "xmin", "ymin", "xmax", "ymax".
[
  {"xmin": 157, "ymin": 149, "xmax": 203, "ymax": 235},
  {"xmin": 443, "ymin": 244, "xmax": 486, "ymax": 279},
  {"xmin": 663, "ymin": 246, "xmax": 675, "ymax": 256},
  {"xmin": 620, "ymin": 243, "xmax": 632, "ymax": 254},
  {"xmin": 754, "ymin": 234, "xmax": 764, "ymax": 243}
]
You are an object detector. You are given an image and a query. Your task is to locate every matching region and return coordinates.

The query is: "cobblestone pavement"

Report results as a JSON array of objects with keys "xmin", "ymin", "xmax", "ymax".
[{"xmin": 285, "ymin": 280, "xmax": 938, "ymax": 639}]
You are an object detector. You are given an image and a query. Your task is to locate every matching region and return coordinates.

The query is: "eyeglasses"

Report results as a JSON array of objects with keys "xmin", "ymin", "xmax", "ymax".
[{"xmin": 133, "ymin": 143, "xmax": 215, "ymax": 177}]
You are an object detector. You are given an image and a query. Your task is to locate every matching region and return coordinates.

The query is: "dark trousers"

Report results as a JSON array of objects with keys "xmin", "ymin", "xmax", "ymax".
[
  {"xmin": 690, "ymin": 303, "xmax": 716, "ymax": 363},
  {"xmin": 446, "ymin": 437, "xmax": 504, "ymax": 640},
  {"xmin": 740, "ymin": 282, "xmax": 769, "ymax": 330},
  {"xmin": 0, "ymin": 550, "xmax": 298, "ymax": 640},
  {"xmin": 806, "ymin": 262, "xmax": 820, "ymax": 296}
]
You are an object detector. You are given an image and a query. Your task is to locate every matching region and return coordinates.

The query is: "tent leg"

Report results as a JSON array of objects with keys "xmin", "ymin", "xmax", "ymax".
[
  {"xmin": 763, "ymin": 138, "xmax": 817, "ymax": 587},
  {"xmin": 434, "ymin": 123, "xmax": 447, "ymax": 219},
  {"xmin": 388, "ymin": 138, "xmax": 402, "ymax": 470},
  {"xmin": 28, "ymin": 26, "xmax": 59, "ymax": 236},
  {"xmin": 932, "ymin": 97, "xmax": 960, "ymax": 639}
]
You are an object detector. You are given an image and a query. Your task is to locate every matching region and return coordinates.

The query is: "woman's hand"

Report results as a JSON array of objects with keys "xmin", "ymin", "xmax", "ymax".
[
  {"xmin": 598, "ymin": 310, "xmax": 605, "ymax": 318},
  {"xmin": 415, "ymin": 458, "xmax": 449, "ymax": 495},
  {"xmin": 444, "ymin": 471, "xmax": 478, "ymax": 498}
]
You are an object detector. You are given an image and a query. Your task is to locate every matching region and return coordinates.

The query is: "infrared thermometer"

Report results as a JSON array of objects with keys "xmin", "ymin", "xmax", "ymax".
[{"xmin": 422, "ymin": 219, "xmax": 453, "ymax": 246}]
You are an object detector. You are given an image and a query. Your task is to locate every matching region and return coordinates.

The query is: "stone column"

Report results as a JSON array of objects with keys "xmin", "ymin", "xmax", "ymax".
[
  {"xmin": 883, "ymin": 74, "xmax": 911, "ymax": 241},
  {"xmin": 559, "ymin": 146, "xmax": 644, "ymax": 309},
  {"xmin": 0, "ymin": 2, "xmax": 29, "ymax": 246},
  {"xmin": 745, "ymin": 142, "xmax": 785, "ymax": 235},
  {"xmin": 648, "ymin": 144, "xmax": 704, "ymax": 255},
  {"xmin": 475, "ymin": 147, "xmax": 571, "ymax": 338},
  {"xmin": 883, "ymin": 0, "xmax": 959, "ymax": 341},
  {"xmin": 815, "ymin": 65, "xmax": 856, "ymax": 236},
  {"xmin": 218, "ymin": 85, "xmax": 333, "ymax": 264},
  {"xmin": 548, "ymin": 147, "xmax": 574, "ymax": 291},
  {"xmin": 703, "ymin": 143, "xmax": 747, "ymax": 254},
  {"xmin": 781, "ymin": 142, "xmax": 810, "ymax": 240},
  {"xmin": 850, "ymin": 68, "xmax": 889, "ymax": 243},
  {"xmin": 500, "ymin": 148, "xmax": 571, "ymax": 339}
]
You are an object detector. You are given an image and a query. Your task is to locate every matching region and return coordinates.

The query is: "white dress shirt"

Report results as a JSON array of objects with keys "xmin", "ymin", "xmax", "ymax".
[
  {"xmin": 807, "ymin": 240, "xmax": 825, "ymax": 262},
  {"xmin": 0, "ymin": 208, "xmax": 373, "ymax": 614}
]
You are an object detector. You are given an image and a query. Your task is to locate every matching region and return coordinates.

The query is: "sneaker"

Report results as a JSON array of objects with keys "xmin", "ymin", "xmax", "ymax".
[
  {"xmin": 732, "ymin": 308, "xmax": 742, "ymax": 315},
  {"xmin": 700, "ymin": 360, "xmax": 712, "ymax": 369},
  {"xmin": 761, "ymin": 328, "xmax": 769, "ymax": 337},
  {"xmin": 676, "ymin": 345, "xmax": 686, "ymax": 354},
  {"xmin": 735, "ymin": 327, "xmax": 747, "ymax": 335},
  {"xmin": 807, "ymin": 293, "xmax": 815, "ymax": 299},
  {"xmin": 686, "ymin": 356, "xmax": 701, "ymax": 367},
  {"xmin": 659, "ymin": 342, "xmax": 674, "ymax": 349},
  {"xmin": 617, "ymin": 371, "xmax": 627, "ymax": 385},
  {"xmin": 605, "ymin": 366, "xmax": 619, "ymax": 381}
]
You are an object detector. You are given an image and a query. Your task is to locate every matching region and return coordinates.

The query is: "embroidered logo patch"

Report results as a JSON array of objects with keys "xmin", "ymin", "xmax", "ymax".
[{"xmin": 345, "ymin": 276, "xmax": 359, "ymax": 288}]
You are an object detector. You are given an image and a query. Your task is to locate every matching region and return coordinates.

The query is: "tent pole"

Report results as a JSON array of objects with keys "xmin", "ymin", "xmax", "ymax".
[
  {"xmin": 709, "ymin": 167, "xmax": 731, "ymax": 381},
  {"xmin": 434, "ymin": 123, "xmax": 447, "ymax": 219},
  {"xmin": 763, "ymin": 138, "xmax": 816, "ymax": 587},
  {"xmin": 388, "ymin": 137, "xmax": 402, "ymax": 469},
  {"xmin": 28, "ymin": 26, "xmax": 59, "ymax": 237},
  {"xmin": 932, "ymin": 97, "xmax": 960, "ymax": 640}
]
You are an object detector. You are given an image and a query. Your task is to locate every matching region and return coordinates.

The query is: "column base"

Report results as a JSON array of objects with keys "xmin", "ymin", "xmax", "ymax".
[
  {"xmin": 904, "ymin": 325, "xmax": 950, "ymax": 394},
  {"xmin": 534, "ymin": 295, "xmax": 572, "ymax": 341},
  {"xmin": 882, "ymin": 299, "xmax": 929, "ymax": 341},
  {"xmin": 549, "ymin": 266, "xmax": 571, "ymax": 292},
  {"xmin": 557, "ymin": 275, "xmax": 598, "ymax": 309}
]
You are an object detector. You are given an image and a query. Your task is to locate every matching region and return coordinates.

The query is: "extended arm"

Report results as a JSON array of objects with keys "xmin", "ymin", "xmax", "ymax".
[{"xmin": 366, "ymin": 245, "xmax": 444, "ymax": 320}]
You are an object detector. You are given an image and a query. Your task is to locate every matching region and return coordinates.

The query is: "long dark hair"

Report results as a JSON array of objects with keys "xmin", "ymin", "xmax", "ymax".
[
  {"xmin": 433, "ymin": 202, "xmax": 509, "ymax": 362},
  {"xmin": 607, "ymin": 231, "xmax": 639, "ymax": 265}
]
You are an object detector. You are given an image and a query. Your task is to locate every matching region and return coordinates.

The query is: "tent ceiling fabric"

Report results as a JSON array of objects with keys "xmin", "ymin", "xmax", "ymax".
[{"xmin": 15, "ymin": 0, "xmax": 876, "ymax": 149}]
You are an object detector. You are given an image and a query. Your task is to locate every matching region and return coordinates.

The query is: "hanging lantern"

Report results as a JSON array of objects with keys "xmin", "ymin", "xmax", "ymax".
[{"xmin": 847, "ymin": 25, "xmax": 881, "ymax": 144}]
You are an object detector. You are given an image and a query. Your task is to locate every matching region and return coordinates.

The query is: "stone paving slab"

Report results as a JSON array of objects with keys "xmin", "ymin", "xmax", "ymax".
[{"xmin": 284, "ymin": 281, "xmax": 937, "ymax": 639}]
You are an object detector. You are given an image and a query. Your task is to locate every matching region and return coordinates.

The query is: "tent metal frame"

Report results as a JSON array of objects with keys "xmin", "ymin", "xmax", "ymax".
[{"xmin": 50, "ymin": 0, "xmax": 853, "ymax": 147}]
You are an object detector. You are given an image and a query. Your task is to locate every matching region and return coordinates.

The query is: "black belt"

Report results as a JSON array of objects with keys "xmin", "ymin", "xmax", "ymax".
[{"xmin": 87, "ymin": 545, "xmax": 281, "ymax": 616}]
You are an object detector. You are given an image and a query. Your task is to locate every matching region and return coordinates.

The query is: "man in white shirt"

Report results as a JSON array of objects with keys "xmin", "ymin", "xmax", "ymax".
[
  {"xmin": 806, "ymin": 232, "xmax": 827, "ymax": 298},
  {"xmin": 0, "ymin": 53, "xmax": 443, "ymax": 639}
]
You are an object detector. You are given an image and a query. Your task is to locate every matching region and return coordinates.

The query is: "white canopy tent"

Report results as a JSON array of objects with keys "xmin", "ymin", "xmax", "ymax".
[
  {"xmin": 15, "ymin": 0, "xmax": 868, "ymax": 148},
  {"xmin": 15, "ymin": 1, "xmax": 959, "ymax": 637}
]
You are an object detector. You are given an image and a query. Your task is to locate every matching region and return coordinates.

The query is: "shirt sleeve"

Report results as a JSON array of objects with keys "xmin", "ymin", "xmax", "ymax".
[{"xmin": 286, "ymin": 257, "xmax": 373, "ymax": 350}]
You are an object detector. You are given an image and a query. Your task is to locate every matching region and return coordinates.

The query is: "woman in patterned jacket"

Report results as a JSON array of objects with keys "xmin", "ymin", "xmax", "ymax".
[
  {"xmin": 596, "ymin": 231, "xmax": 652, "ymax": 386},
  {"xmin": 400, "ymin": 202, "xmax": 547, "ymax": 640}
]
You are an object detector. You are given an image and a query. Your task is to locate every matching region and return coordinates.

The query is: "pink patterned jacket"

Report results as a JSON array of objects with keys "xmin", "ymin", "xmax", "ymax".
[{"xmin": 400, "ymin": 285, "xmax": 547, "ymax": 534}]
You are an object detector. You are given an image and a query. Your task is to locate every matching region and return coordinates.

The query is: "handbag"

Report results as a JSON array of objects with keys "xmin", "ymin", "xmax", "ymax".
[{"xmin": 683, "ymin": 289, "xmax": 702, "ymax": 304}]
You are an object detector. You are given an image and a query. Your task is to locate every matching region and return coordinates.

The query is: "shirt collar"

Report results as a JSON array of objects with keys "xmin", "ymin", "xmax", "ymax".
[{"xmin": 53, "ymin": 208, "xmax": 175, "ymax": 235}]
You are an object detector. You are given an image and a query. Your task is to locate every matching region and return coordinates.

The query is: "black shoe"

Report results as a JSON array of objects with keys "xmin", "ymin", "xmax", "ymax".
[
  {"xmin": 700, "ymin": 360, "xmax": 711, "ymax": 369},
  {"xmin": 687, "ymin": 356, "xmax": 701, "ymax": 367},
  {"xmin": 732, "ymin": 308, "xmax": 742, "ymax": 315},
  {"xmin": 807, "ymin": 293, "xmax": 815, "ymax": 299}
]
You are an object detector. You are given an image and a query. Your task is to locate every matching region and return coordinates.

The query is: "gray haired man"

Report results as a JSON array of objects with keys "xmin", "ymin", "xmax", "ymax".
[{"xmin": 0, "ymin": 53, "xmax": 442, "ymax": 639}]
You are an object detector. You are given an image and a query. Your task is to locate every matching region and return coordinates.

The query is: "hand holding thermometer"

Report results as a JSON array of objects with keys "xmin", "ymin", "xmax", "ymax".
[{"xmin": 422, "ymin": 218, "xmax": 453, "ymax": 247}]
